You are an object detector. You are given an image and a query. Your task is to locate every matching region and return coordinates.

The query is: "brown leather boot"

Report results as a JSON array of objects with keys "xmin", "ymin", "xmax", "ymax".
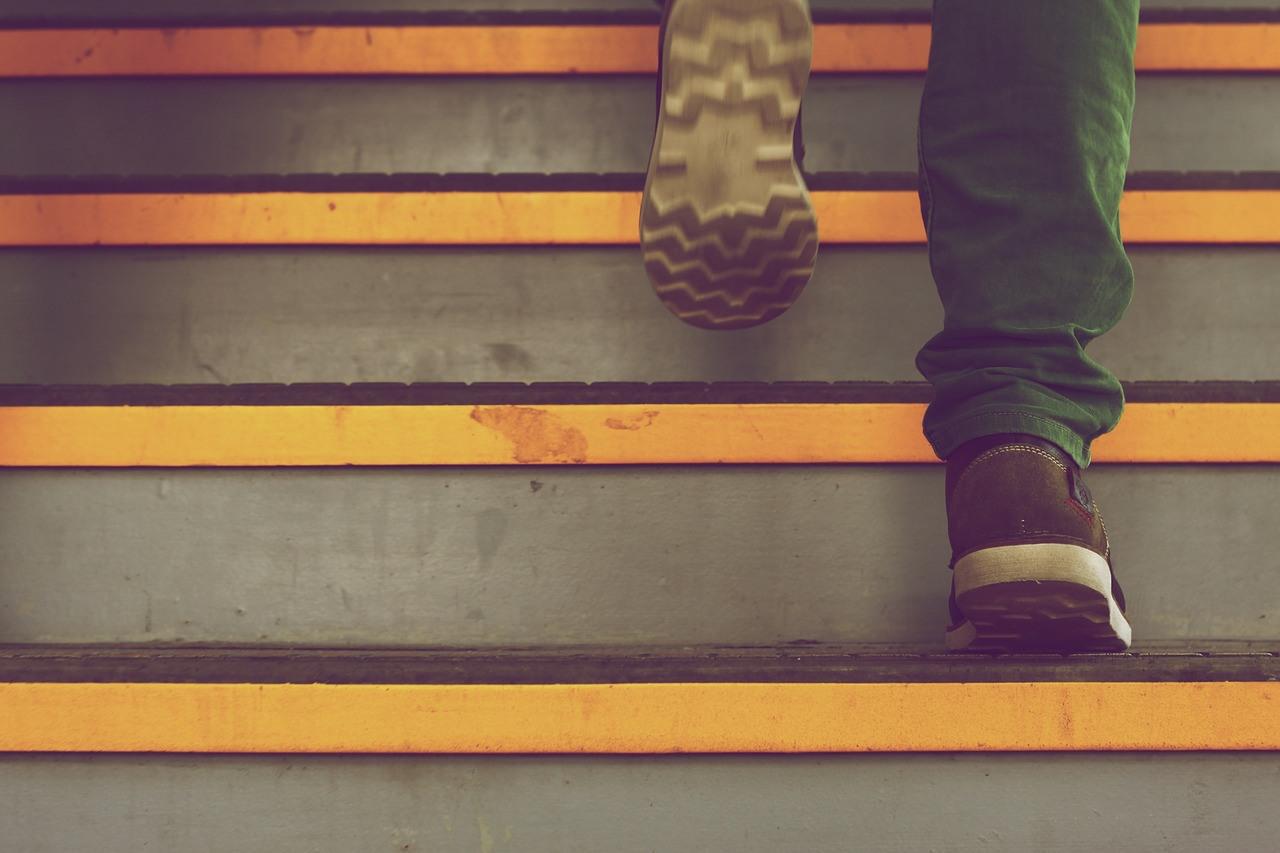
[{"xmin": 944, "ymin": 434, "xmax": 1132, "ymax": 652}]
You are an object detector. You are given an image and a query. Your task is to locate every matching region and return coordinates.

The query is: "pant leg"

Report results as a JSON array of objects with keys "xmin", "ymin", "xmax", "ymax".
[{"xmin": 915, "ymin": 0, "xmax": 1139, "ymax": 467}]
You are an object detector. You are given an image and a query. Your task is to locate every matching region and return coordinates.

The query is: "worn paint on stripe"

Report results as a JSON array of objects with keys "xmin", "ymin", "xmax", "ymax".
[
  {"xmin": 0, "ymin": 403, "xmax": 1275, "ymax": 467},
  {"xmin": 0, "ymin": 682, "xmax": 1275, "ymax": 753},
  {"xmin": 1, "ymin": 191, "xmax": 1278, "ymax": 246},
  {"xmin": 0, "ymin": 24, "xmax": 1276, "ymax": 76}
]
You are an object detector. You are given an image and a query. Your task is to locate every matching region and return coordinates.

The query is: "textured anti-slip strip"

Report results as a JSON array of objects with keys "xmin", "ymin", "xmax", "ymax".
[
  {"xmin": 2, "ymin": 643, "xmax": 1275, "ymax": 684},
  {"xmin": 1, "ymin": 381, "xmax": 1277, "ymax": 406},
  {"xmin": 8, "ymin": 172, "xmax": 1280, "ymax": 195}
]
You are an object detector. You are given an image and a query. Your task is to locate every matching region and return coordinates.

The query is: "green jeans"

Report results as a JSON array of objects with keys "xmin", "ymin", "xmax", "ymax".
[
  {"xmin": 653, "ymin": 0, "xmax": 1139, "ymax": 466},
  {"xmin": 917, "ymin": 0, "xmax": 1139, "ymax": 467}
]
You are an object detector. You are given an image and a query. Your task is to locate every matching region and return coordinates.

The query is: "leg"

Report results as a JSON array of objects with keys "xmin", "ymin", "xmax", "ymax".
[
  {"xmin": 918, "ymin": 0, "xmax": 1140, "ymax": 651},
  {"xmin": 916, "ymin": 0, "xmax": 1139, "ymax": 468}
]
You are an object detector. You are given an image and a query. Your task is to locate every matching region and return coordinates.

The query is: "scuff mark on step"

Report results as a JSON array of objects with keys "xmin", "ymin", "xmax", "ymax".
[
  {"xmin": 605, "ymin": 410, "xmax": 660, "ymax": 431},
  {"xmin": 470, "ymin": 406, "xmax": 588, "ymax": 463}
]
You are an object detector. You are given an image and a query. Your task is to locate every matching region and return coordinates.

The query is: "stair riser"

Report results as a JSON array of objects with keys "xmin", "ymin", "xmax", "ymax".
[
  {"xmin": 2, "ymin": 754, "xmax": 1278, "ymax": 853},
  {"xmin": 2, "ymin": 77, "xmax": 1276, "ymax": 175},
  {"xmin": 0, "ymin": 248, "xmax": 1274, "ymax": 384},
  {"xmin": 0, "ymin": 466, "xmax": 1273, "ymax": 644}
]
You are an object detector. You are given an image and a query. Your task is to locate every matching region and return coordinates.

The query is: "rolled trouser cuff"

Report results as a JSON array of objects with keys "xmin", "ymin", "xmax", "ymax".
[
  {"xmin": 915, "ymin": 0, "xmax": 1138, "ymax": 473},
  {"xmin": 925, "ymin": 408, "xmax": 1095, "ymax": 468}
]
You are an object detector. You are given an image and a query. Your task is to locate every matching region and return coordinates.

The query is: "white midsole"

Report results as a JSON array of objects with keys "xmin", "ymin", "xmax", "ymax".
[{"xmin": 954, "ymin": 542, "xmax": 1112, "ymax": 598}]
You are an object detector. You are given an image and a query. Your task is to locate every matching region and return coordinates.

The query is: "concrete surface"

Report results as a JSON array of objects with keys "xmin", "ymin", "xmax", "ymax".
[
  {"xmin": 0, "ymin": 247, "xmax": 1274, "ymax": 385},
  {"xmin": 0, "ymin": 465, "xmax": 1274, "ymax": 645},
  {"xmin": 2, "ymin": 76, "xmax": 1277, "ymax": 176},
  {"xmin": 0, "ymin": 753, "xmax": 1276, "ymax": 852}
]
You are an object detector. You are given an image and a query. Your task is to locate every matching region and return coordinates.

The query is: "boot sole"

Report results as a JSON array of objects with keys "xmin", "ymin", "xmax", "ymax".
[
  {"xmin": 946, "ymin": 543, "xmax": 1133, "ymax": 653},
  {"xmin": 641, "ymin": 0, "xmax": 818, "ymax": 330}
]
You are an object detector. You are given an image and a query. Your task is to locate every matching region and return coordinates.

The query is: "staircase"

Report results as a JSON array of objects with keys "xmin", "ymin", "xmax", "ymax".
[{"xmin": 1, "ymin": 0, "xmax": 1278, "ymax": 849}]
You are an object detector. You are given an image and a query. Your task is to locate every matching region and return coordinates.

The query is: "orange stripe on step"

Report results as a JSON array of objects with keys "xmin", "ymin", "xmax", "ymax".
[
  {"xmin": 0, "ymin": 682, "xmax": 1276, "ymax": 753},
  {"xmin": 0, "ymin": 403, "xmax": 1275, "ymax": 467},
  {"xmin": 1, "ymin": 191, "xmax": 1277, "ymax": 246},
  {"xmin": 0, "ymin": 192, "xmax": 649, "ymax": 247},
  {"xmin": 0, "ymin": 24, "xmax": 1274, "ymax": 77},
  {"xmin": 1135, "ymin": 23, "xmax": 1280, "ymax": 72},
  {"xmin": 0, "ymin": 26, "xmax": 662, "ymax": 77}
]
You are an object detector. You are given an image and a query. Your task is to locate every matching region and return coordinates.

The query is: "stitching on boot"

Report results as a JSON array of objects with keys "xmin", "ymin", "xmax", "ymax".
[
  {"xmin": 1096, "ymin": 507, "xmax": 1112, "ymax": 559},
  {"xmin": 1063, "ymin": 498, "xmax": 1095, "ymax": 525},
  {"xmin": 953, "ymin": 444, "xmax": 1068, "ymax": 497}
]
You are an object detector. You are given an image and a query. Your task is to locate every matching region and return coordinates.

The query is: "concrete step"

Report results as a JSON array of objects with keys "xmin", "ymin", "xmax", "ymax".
[
  {"xmin": 1, "ymin": 464, "xmax": 1275, "ymax": 645},
  {"xmin": 3, "ymin": 751, "xmax": 1278, "ymax": 852},
  {"xmin": 4, "ymin": 76, "xmax": 1277, "ymax": 177},
  {"xmin": 2, "ymin": 645, "xmax": 1276, "ymax": 753},
  {"xmin": 1, "ymin": 246, "xmax": 1276, "ymax": 385},
  {"xmin": 6, "ymin": 644, "xmax": 1277, "ymax": 850},
  {"xmin": 0, "ymin": 383, "xmax": 1272, "ymax": 644}
]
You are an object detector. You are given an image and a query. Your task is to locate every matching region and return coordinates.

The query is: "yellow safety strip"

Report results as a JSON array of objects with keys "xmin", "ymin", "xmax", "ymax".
[
  {"xmin": 0, "ymin": 682, "xmax": 1275, "ymax": 753},
  {"xmin": 0, "ymin": 24, "xmax": 1275, "ymax": 77},
  {"xmin": 0, "ymin": 403, "xmax": 1275, "ymax": 466},
  {"xmin": 0, "ymin": 191, "xmax": 1277, "ymax": 246}
]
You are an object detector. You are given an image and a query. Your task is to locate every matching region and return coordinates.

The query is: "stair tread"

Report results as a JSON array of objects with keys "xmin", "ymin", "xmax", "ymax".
[{"xmin": 3, "ymin": 642, "xmax": 1276, "ymax": 684}]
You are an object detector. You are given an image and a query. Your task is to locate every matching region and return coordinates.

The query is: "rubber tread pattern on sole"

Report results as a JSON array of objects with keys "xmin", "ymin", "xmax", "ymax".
[
  {"xmin": 642, "ymin": 0, "xmax": 818, "ymax": 330},
  {"xmin": 950, "ymin": 580, "xmax": 1133, "ymax": 654}
]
